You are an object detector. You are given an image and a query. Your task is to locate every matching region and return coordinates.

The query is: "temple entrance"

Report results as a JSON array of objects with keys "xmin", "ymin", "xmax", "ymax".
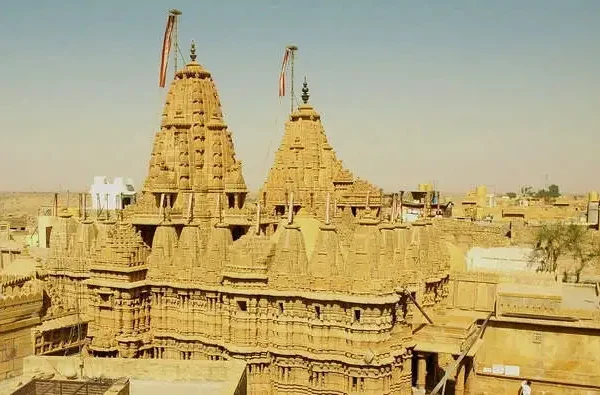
[
  {"xmin": 231, "ymin": 225, "xmax": 248, "ymax": 241},
  {"xmin": 412, "ymin": 352, "xmax": 470, "ymax": 394},
  {"xmin": 136, "ymin": 225, "xmax": 157, "ymax": 247}
]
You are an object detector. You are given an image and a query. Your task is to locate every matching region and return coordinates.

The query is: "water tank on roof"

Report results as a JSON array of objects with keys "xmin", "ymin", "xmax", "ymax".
[{"xmin": 94, "ymin": 176, "xmax": 108, "ymax": 185}]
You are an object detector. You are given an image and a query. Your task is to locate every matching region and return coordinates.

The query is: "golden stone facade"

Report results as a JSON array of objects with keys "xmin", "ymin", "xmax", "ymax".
[{"xmin": 37, "ymin": 48, "xmax": 452, "ymax": 394}]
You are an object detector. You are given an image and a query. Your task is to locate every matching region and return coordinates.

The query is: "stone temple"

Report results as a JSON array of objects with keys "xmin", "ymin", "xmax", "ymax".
[
  {"xmin": 35, "ymin": 43, "xmax": 451, "ymax": 394},
  {"xmin": 4, "ymin": 35, "xmax": 600, "ymax": 395}
]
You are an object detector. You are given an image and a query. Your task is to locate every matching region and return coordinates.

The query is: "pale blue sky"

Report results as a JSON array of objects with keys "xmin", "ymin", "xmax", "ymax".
[{"xmin": 0, "ymin": 1, "xmax": 598, "ymax": 194}]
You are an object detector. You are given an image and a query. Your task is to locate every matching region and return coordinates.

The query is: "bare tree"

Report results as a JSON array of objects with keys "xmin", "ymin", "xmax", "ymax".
[
  {"xmin": 571, "ymin": 232, "xmax": 600, "ymax": 283},
  {"xmin": 530, "ymin": 223, "xmax": 600, "ymax": 282},
  {"xmin": 530, "ymin": 223, "xmax": 568, "ymax": 278}
]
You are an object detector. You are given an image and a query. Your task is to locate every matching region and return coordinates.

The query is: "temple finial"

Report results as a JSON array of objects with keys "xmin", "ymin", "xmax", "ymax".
[
  {"xmin": 301, "ymin": 77, "xmax": 309, "ymax": 104},
  {"xmin": 190, "ymin": 40, "xmax": 197, "ymax": 62}
]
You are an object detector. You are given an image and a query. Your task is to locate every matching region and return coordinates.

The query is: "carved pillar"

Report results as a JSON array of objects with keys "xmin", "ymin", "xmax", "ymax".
[
  {"xmin": 416, "ymin": 353, "xmax": 427, "ymax": 390},
  {"xmin": 455, "ymin": 358, "xmax": 465, "ymax": 395}
]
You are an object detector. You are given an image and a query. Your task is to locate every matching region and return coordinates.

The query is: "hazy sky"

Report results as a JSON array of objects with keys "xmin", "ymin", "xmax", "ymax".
[{"xmin": 1, "ymin": 1, "xmax": 598, "ymax": 194}]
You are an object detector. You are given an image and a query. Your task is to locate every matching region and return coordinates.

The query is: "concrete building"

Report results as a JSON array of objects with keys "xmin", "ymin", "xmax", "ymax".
[
  {"xmin": 89, "ymin": 177, "xmax": 136, "ymax": 212},
  {"xmin": 0, "ymin": 222, "xmax": 21, "ymax": 270}
]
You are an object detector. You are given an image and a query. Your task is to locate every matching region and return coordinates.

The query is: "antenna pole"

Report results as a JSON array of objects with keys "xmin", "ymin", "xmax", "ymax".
[
  {"xmin": 290, "ymin": 50, "xmax": 294, "ymax": 113},
  {"xmin": 169, "ymin": 9, "xmax": 182, "ymax": 75},
  {"xmin": 287, "ymin": 45, "xmax": 298, "ymax": 113}
]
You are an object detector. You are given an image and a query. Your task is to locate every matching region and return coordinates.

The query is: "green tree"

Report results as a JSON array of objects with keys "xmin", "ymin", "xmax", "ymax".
[
  {"xmin": 548, "ymin": 184, "xmax": 560, "ymax": 198},
  {"xmin": 506, "ymin": 192, "xmax": 517, "ymax": 199},
  {"xmin": 520, "ymin": 186, "xmax": 534, "ymax": 196},
  {"xmin": 534, "ymin": 184, "xmax": 561, "ymax": 200}
]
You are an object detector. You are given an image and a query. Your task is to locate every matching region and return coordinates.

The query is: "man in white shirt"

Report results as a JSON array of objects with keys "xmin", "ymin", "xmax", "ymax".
[{"xmin": 520, "ymin": 380, "xmax": 532, "ymax": 395}]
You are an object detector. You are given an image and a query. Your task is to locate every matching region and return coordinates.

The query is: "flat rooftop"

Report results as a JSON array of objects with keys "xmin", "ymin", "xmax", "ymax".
[{"xmin": 1, "ymin": 356, "xmax": 247, "ymax": 395}]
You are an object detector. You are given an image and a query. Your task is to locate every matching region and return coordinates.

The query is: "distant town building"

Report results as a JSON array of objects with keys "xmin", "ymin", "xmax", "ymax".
[
  {"xmin": 89, "ymin": 176, "xmax": 136, "ymax": 211},
  {"xmin": 398, "ymin": 184, "xmax": 450, "ymax": 222},
  {"xmin": 588, "ymin": 191, "xmax": 599, "ymax": 228}
]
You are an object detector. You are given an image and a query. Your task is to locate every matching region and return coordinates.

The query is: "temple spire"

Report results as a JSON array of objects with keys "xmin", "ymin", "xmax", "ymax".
[
  {"xmin": 190, "ymin": 40, "xmax": 197, "ymax": 62},
  {"xmin": 301, "ymin": 77, "xmax": 310, "ymax": 104}
]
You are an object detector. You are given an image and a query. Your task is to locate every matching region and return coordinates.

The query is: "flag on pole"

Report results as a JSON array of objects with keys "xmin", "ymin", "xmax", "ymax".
[
  {"xmin": 278, "ymin": 47, "xmax": 291, "ymax": 97},
  {"xmin": 159, "ymin": 15, "xmax": 176, "ymax": 88}
]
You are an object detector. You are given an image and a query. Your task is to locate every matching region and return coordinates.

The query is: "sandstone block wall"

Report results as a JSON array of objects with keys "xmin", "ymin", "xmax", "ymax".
[
  {"xmin": 0, "ymin": 325, "xmax": 35, "ymax": 380},
  {"xmin": 22, "ymin": 356, "xmax": 247, "ymax": 395},
  {"xmin": 437, "ymin": 219, "xmax": 510, "ymax": 250},
  {"xmin": 470, "ymin": 321, "xmax": 600, "ymax": 394}
]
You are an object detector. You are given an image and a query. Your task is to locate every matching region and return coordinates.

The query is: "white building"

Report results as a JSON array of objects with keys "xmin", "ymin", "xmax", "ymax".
[{"xmin": 89, "ymin": 176, "xmax": 136, "ymax": 211}]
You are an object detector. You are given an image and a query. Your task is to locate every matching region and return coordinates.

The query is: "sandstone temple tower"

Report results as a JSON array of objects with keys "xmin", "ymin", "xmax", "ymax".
[
  {"xmin": 37, "ymin": 42, "xmax": 452, "ymax": 394},
  {"xmin": 260, "ymin": 79, "xmax": 382, "ymax": 221}
]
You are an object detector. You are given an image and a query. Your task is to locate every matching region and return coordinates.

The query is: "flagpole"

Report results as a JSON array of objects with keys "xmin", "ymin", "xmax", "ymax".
[
  {"xmin": 287, "ymin": 45, "xmax": 298, "ymax": 113},
  {"xmin": 169, "ymin": 9, "xmax": 182, "ymax": 75}
]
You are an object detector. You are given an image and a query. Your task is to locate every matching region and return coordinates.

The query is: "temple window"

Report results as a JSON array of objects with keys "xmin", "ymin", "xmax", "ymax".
[
  {"xmin": 351, "ymin": 207, "xmax": 357, "ymax": 217},
  {"xmin": 315, "ymin": 305, "xmax": 321, "ymax": 320},
  {"xmin": 237, "ymin": 300, "xmax": 248, "ymax": 312},
  {"xmin": 227, "ymin": 193, "xmax": 235, "ymax": 209},
  {"xmin": 231, "ymin": 226, "xmax": 246, "ymax": 241},
  {"xmin": 278, "ymin": 302, "xmax": 285, "ymax": 314},
  {"xmin": 353, "ymin": 309, "xmax": 361, "ymax": 323}
]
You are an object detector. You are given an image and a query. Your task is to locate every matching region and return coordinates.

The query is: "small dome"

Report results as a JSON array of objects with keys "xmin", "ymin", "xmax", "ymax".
[{"xmin": 223, "ymin": 233, "xmax": 275, "ymax": 281}]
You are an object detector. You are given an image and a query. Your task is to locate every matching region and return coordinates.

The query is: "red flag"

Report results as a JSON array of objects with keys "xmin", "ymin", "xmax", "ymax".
[
  {"xmin": 159, "ymin": 15, "xmax": 175, "ymax": 88},
  {"xmin": 278, "ymin": 48, "xmax": 291, "ymax": 97}
]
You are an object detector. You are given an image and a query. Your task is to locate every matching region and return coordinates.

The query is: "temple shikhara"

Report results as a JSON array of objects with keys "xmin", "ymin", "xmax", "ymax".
[{"xmin": 2, "ymin": 10, "xmax": 600, "ymax": 395}]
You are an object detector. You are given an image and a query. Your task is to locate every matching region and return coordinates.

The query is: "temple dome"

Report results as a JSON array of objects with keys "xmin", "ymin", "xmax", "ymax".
[{"xmin": 222, "ymin": 233, "xmax": 274, "ymax": 282}]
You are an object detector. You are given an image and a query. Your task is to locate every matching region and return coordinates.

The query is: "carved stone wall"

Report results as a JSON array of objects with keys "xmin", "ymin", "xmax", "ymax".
[{"xmin": 0, "ymin": 274, "xmax": 43, "ymax": 379}]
